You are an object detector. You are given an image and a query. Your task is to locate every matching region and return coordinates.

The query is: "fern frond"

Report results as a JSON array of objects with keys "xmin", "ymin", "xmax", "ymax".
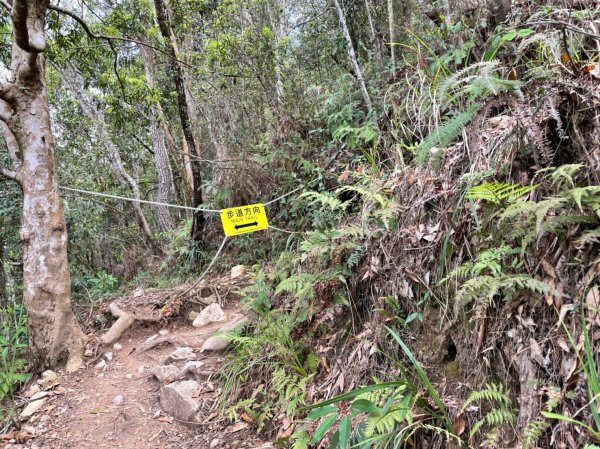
[
  {"xmin": 275, "ymin": 273, "xmax": 316, "ymax": 300},
  {"xmin": 463, "ymin": 383, "xmax": 511, "ymax": 410},
  {"xmin": 300, "ymin": 191, "xmax": 347, "ymax": 212},
  {"xmin": 523, "ymin": 419, "xmax": 549, "ymax": 449},
  {"xmin": 416, "ymin": 103, "xmax": 481, "ymax": 166},
  {"xmin": 467, "ymin": 182, "xmax": 538, "ymax": 206},
  {"xmin": 290, "ymin": 430, "xmax": 310, "ymax": 449}
]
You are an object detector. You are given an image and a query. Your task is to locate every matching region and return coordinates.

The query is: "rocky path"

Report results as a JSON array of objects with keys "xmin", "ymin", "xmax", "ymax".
[{"xmin": 3, "ymin": 274, "xmax": 270, "ymax": 449}]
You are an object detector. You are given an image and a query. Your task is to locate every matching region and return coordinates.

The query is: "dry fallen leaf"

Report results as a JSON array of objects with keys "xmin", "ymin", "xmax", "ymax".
[
  {"xmin": 228, "ymin": 422, "xmax": 249, "ymax": 433},
  {"xmin": 529, "ymin": 338, "xmax": 545, "ymax": 368},
  {"xmin": 452, "ymin": 414, "xmax": 466, "ymax": 436},
  {"xmin": 240, "ymin": 412, "xmax": 255, "ymax": 423}
]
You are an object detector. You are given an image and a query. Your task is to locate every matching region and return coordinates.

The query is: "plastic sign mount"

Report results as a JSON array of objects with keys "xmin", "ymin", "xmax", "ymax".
[{"xmin": 220, "ymin": 203, "xmax": 268, "ymax": 236}]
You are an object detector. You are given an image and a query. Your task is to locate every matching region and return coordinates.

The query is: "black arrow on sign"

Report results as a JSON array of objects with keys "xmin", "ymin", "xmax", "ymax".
[{"xmin": 235, "ymin": 221, "xmax": 258, "ymax": 230}]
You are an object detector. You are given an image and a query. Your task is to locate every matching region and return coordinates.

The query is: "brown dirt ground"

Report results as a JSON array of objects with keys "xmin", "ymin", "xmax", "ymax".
[{"xmin": 3, "ymin": 299, "xmax": 270, "ymax": 449}]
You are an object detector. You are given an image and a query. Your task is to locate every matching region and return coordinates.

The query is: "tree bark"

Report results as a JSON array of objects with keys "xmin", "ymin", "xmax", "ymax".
[
  {"xmin": 0, "ymin": 0, "xmax": 85, "ymax": 371},
  {"xmin": 139, "ymin": 42, "xmax": 174, "ymax": 233},
  {"xmin": 332, "ymin": 0, "xmax": 373, "ymax": 111},
  {"xmin": 0, "ymin": 235, "xmax": 6, "ymax": 311},
  {"xmin": 365, "ymin": 0, "xmax": 382, "ymax": 67},
  {"xmin": 153, "ymin": 0, "xmax": 205, "ymax": 242},
  {"xmin": 388, "ymin": 0, "xmax": 396, "ymax": 77}
]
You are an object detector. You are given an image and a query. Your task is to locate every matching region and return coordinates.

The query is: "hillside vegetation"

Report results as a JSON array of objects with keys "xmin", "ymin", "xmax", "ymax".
[{"xmin": 1, "ymin": 0, "xmax": 599, "ymax": 448}]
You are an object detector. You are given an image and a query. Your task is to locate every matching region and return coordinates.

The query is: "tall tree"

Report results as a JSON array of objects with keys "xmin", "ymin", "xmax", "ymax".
[
  {"xmin": 152, "ymin": 0, "xmax": 205, "ymax": 242},
  {"xmin": 332, "ymin": 0, "xmax": 373, "ymax": 111},
  {"xmin": 388, "ymin": 0, "xmax": 396, "ymax": 77},
  {"xmin": 139, "ymin": 42, "xmax": 175, "ymax": 233},
  {"xmin": 0, "ymin": 0, "xmax": 84, "ymax": 371}
]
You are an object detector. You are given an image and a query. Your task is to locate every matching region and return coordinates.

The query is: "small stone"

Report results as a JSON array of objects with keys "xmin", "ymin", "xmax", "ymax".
[
  {"xmin": 95, "ymin": 359, "xmax": 107, "ymax": 370},
  {"xmin": 113, "ymin": 343, "xmax": 123, "ymax": 351},
  {"xmin": 188, "ymin": 310, "xmax": 200, "ymax": 322},
  {"xmin": 150, "ymin": 365, "xmax": 180, "ymax": 383},
  {"xmin": 231, "ymin": 265, "xmax": 245, "ymax": 279},
  {"xmin": 84, "ymin": 348, "xmax": 93, "ymax": 357},
  {"xmin": 137, "ymin": 366, "xmax": 145, "ymax": 374},
  {"xmin": 145, "ymin": 334, "xmax": 158, "ymax": 343},
  {"xmin": 160, "ymin": 380, "xmax": 200, "ymax": 422},
  {"xmin": 38, "ymin": 370, "xmax": 59, "ymax": 390},
  {"xmin": 181, "ymin": 361, "xmax": 204, "ymax": 371},
  {"xmin": 19, "ymin": 398, "xmax": 47, "ymax": 421},
  {"xmin": 112, "ymin": 395, "xmax": 124, "ymax": 406},
  {"xmin": 165, "ymin": 347, "xmax": 196, "ymax": 363},
  {"xmin": 153, "ymin": 410, "xmax": 161, "ymax": 419},
  {"xmin": 125, "ymin": 374, "xmax": 133, "ymax": 379},
  {"xmin": 24, "ymin": 384, "xmax": 40, "ymax": 398},
  {"xmin": 210, "ymin": 439, "xmax": 220, "ymax": 449},
  {"xmin": 159, "ymin": 329, "xmax": 169, "ymax": 336},
  {"xmin": 201, "ymin": 315, "xmax": 249, "ymax": 352},
  {"xmin": 200, "ymin": 294, "xmax": 217, "ymax": 305},
  {"xmin": 193, "ymin": 303, "xmax": 227, "ymax": 328},
  {"xmin": 103, "ymin": 352, "xmax": 113, "ymax": 362},
  {"xmin": 22, "ymin": 425, "xmax": 36, "ymax": 435}
]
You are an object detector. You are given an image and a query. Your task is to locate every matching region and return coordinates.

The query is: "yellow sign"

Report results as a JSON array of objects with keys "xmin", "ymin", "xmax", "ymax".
[{"xmin": 220, "ymin": 203, "xmax": 268, "ymax": 236}]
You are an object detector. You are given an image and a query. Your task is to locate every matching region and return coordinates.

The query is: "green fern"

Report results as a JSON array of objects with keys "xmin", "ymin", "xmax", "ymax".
[
  {"xmin": 416, "ymin": 103, "xmax": 481, "ymax": 166},
  {"xmin": 463, "ymin": 383, "xmax": 516, "ymax": 439},
  {"xmin": 463, "ymin": 383, "xmax": 512, "ymax": 409},
  {"xmin": 290, "ymin": 430, "xmax": 310, "ymax": 449},
  {"xmin": 275, "ymin": 273, "xmax": 317, "ymax": 300},
  {"xmin": 455, "ymin": 273, "xmax": 549, "ymax": 314},
  {"xmin": 466, "ymin": 182, "xmax": 538, "ymax": 207},
  {"xmin": 522, "ymin": 419, "xmax": 549, "ymax": 449}
]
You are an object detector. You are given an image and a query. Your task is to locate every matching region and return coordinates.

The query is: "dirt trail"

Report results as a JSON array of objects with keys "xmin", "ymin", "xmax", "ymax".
[{"xmin": 4, "ymin": 277, "xmax": 269, "ymax": 449}]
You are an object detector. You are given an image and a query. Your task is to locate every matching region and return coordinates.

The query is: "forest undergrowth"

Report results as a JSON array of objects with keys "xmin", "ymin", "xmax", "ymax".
[{"xmin": 0, "ymin": 0, "xmax": 599, "ymax": 448}]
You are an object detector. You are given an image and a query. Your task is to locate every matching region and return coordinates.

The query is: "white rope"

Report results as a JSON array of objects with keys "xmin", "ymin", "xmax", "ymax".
[
  {"xmin": 268, "ymin": 225, "xmax": 300, "ymax": 234},
  {"xmin": 60, "ymin": 186, "xmax": 221, "ymax": 213},
  {"xmin": 263, "ymin": 185, "xmax": 305, "ymax": 206},
  {"xmin": 177, "ymin": 235, "xmax": 229, "ymax": 298}
]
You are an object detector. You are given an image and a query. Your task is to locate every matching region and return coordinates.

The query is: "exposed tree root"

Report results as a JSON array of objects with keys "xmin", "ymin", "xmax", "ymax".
[{"xmin": 100, "ymin": 302, "xmax": 161, "ymax": 345}]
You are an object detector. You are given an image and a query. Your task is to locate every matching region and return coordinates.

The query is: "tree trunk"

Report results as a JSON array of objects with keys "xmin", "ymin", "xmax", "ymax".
[
  {"xmin": 0, "ymin": 0, "xmax": 85, "ymax": 371},
  {"xmin": 365, "ymin": 0, "xmax": 382, "ymax": 67},
  {"xmin": 0, "ymin": 236, "xmax": 6, "ymax": 311},
  {"xmin": 69, "ymin": 81, "xmax": 161, "ymax": 253},
  {"xmin": 139, "ymin": 42, "xmax": 174, "ymax": 233},
  {"xmin": 388, "ymin": 0, "xmax": 396, "ymax": 77},
  {"xmin": 332, "ymin": 0, "xmax": 373, "ymax": 111},
  {"xmin": 153, "ymin": 0, "xmax": 205, "ymax": 242}
]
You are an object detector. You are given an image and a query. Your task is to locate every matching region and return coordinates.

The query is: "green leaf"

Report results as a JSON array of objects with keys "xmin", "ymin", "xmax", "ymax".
[
  {"xmin": 328, "ymin": 429, "xmax": 340, "ymax": 449},
  {"xmin": 386, "ymin": 327, "xmax": 453, "ymax": 433},
  {"xmin": 517, "ymin": 28, "xmax": 534, "ymax": 37},
  {"xmin": 338, "ymin": 416, "xmax": 351, "ymax": 448},
  {"xmin": 300, "ymin": 381, "xmax": 407, "ymax": 412},
  {"xmin": 307, "ymin": 405, "xmax": 339, "ymax": 420},
  {"xmin": 502, "ymin": 31, "xmax": 518, "ymax": 41},
  {"xmin": 311, "ymin": 414, "xmax": 337, "ymax": 444},
  {"xmin": 352, "ymin": 399, "xmax": 380, "ymax": 414}
]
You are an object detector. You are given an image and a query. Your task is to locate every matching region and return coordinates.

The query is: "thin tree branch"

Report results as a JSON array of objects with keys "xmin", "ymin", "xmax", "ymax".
[
  {"xmin": 526, "ymin": 20, "xmax": 600, "ymax": 40},
  {"xmin": 47, "ymin": 4, "xmax": 194, "ymax": 69},
  {"xmin": 0, "ymin": 82, "xmax": 17, "ymax": 104},
  {"xmin": 0, "ymin": 0, "xmax": 11, "ymax": 14},
  {"xmin": 0, "ymin": 164, "xmax": 20, "ymax": 183}
]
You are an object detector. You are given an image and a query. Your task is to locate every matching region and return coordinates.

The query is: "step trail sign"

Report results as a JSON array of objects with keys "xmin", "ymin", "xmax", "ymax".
[{"xmin": 220, "ymin": 203, "xmax": 268, "ymax": 236}]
